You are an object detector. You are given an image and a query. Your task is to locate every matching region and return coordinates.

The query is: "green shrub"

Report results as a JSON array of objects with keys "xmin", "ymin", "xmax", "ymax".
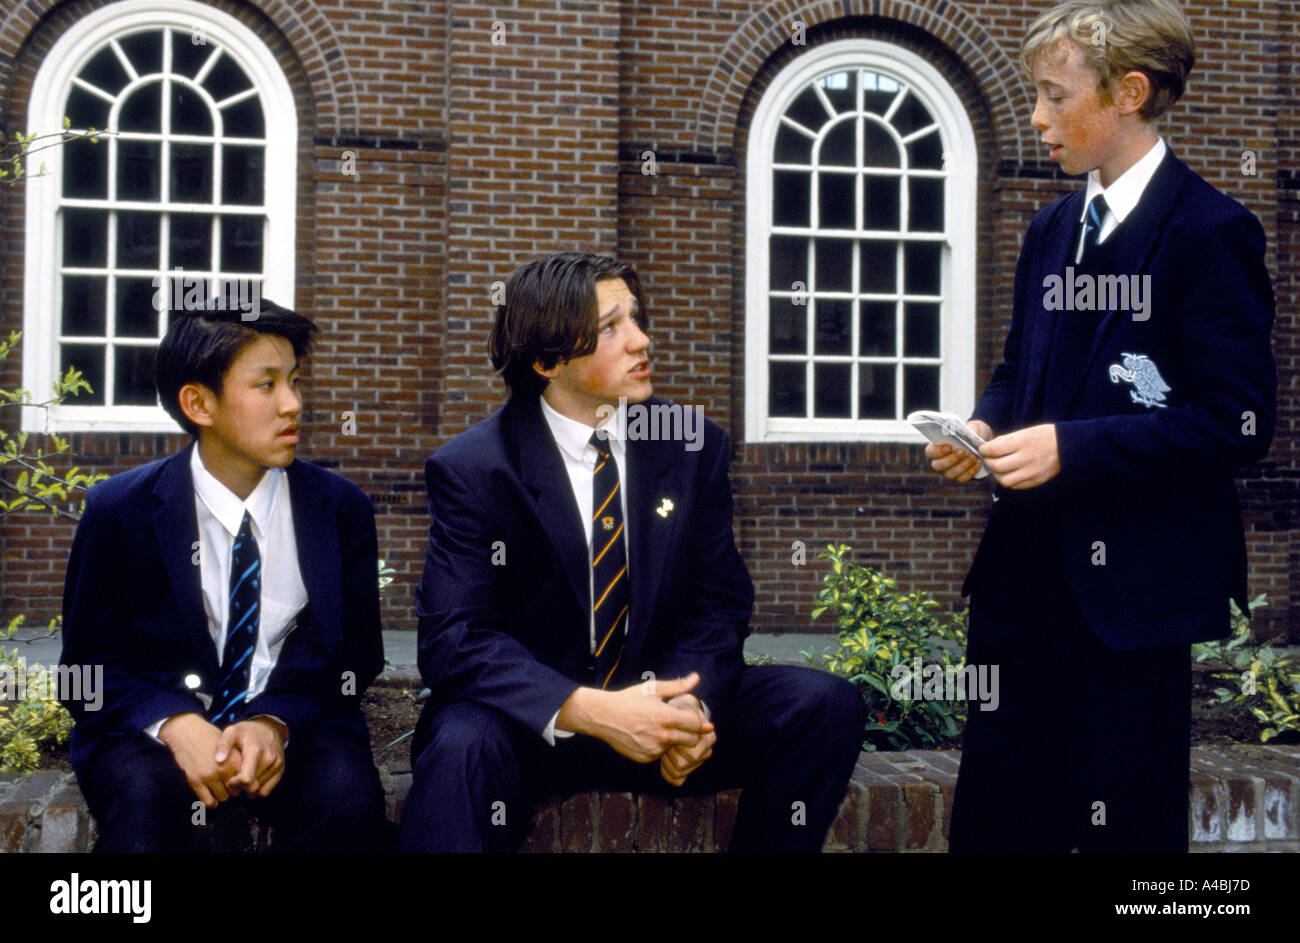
[
  {"xmin": 1193, "ymin": 596, "xmax": 1300, "ymax": 743},
  {"xmin": 803, "ymin": 544, "xmax": 968, "ymax": 750},
  {"xmin": 0, "ymin": 616, "xmax": 74, "ymax": 773}
]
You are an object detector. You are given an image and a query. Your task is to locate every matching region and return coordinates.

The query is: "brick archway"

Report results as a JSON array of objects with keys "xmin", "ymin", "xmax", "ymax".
[
  {"xmin": 0, "ymin": 0, "xmax": 359, "ymax": 131},
  {"xmin": 693, "ymin": 0, "xmax": 1032, "ymax": 165}
]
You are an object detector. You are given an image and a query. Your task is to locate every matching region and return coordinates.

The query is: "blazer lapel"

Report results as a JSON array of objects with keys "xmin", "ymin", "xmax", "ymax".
[
  {"xmin": 287, "ymin": 461, "xmax": 342, "ymax": 656},
  {"xmin": 150, "ymin": 443, "xmax": 219, "ymax": 675},
  {"xmin": 1053, "ymin": 150, "xmax": 1186, "ymax": 415},
  {"xmin": 509, "ymin": 397, "xmax": 592, "ymax": 620},
  {"xmin": 1019, "ymin": 191, "xmax": 1081, "ymax": 426},
  {"xmin": 620, "ymin": 429, "xmax": 677, "ymax": 674}
]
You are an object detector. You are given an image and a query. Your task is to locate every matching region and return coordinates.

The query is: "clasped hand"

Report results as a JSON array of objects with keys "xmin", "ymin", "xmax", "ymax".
[
  {"xmin": 158, "ymin": 713, "xmax": 287, "ymax": 808},
  {"xmin": 558, "ymin": 672, "xmax": 717, "ymax": 786}
]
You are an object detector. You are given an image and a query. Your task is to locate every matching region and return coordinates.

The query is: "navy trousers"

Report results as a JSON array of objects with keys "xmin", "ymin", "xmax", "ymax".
[
  {"xmin": 398, "ymin": 664, "xmax": 867, "ymax": 852},
  {"xmin": 949, "ymin": 505, "xmax": 1192, "ymax": 853},
  {"xmin": 79, "ymin": 719, "xmax": 389, "ymax": 853}
]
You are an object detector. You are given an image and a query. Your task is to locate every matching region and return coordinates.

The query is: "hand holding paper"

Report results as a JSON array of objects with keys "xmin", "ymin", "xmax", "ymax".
[{"xmin": 911, "ymin": 411, "xmax": 993, "ymax": 482}]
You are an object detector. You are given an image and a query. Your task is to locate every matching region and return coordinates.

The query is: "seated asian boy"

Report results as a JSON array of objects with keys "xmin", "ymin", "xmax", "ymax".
[
  {"xmin": 398, "ymin": 251, "xmax": 868, "ymax": 852},
  {"xmin": 59, "ymin": 301, "xmax": 388, "ymax": 852},
  {"xmin": 925, "ymin": 0, "xmax": 1276, "ymax": 852}
]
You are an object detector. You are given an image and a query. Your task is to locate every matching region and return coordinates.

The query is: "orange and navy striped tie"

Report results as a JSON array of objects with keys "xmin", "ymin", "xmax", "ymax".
[{"xmin": 589, "ymin": 431, "xmax": 628, "ymax": 689}]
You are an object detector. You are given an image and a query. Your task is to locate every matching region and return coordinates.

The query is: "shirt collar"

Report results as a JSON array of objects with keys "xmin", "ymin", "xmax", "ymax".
[
  {"xmin": 539, "ymin": 393, "xmax": 624, "ymax": 464},
  {"xmin": 1082, "ymin": 137, "xmax": 1167, "ymax": 225},
  {"xmin": 190, "ymin": 444, "xmax": 283, "ymax": 539}
]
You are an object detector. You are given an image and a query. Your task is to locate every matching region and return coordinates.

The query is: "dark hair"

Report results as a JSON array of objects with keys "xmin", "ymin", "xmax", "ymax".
[
  {"xmin": 155, "ymin": 298, "xmax": 318, "ymax": 436},
  {"xmin": 489, "ymin": 252, "xmax": 648, "ymax": 397}
]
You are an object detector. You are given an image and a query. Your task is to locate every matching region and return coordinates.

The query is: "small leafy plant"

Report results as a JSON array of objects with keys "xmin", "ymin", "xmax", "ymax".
[
  {"xmin": 0, "ymin": 616, "xmax": 74, "ymax": 773},
  {"xmin": 803, "ymin": 544, "xmax": 968, "ymax": 750},
  {"xmin": 1193, "ymin": 596, "xmax": 1300, "ymax": 743}
]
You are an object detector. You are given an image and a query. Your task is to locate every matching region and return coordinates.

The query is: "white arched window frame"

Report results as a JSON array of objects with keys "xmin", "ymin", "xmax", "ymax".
[
  {"xmin": 22, "ymin": 0, "xmax": 297, "ymax": 433},
  {"xmin": 744, "ymin": 39, "xmax": 977, "ymax": 443}
]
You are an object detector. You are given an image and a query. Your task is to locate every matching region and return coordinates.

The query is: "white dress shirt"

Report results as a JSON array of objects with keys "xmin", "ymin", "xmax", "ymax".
[
  {"xmin": 144, "ymin": 447, "xmax": 308, "ymax": 738},
  {"xmin": 538, "ymin": 394, "xmax": 629, "ymax": 744},
  {"xmin": 1075, "ymin": 137, "xmax": 1167, "ymax": 263}
]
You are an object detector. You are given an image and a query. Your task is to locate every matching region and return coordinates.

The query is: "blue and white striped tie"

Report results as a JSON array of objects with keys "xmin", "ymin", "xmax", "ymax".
[
  {"xmin": 1080, "ymin": 193, "xmax": 1109, "ymax": 262},
  {"xmin": 212, "ymin": 511, "xmax": 260, "ymax": 725}
]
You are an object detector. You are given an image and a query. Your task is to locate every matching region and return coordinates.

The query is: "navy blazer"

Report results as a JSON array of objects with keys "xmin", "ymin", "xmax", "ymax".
[
  {"xmin": 413, "ymin": 394, "xmax": 754, "ymax": 746},
  {"xmin": 59, "ymin": 444, "xmax": 385, "ymax": 777},
  {"xmin": 966, "ymin": 148, "xmax": 1276, "ymax": 649}
]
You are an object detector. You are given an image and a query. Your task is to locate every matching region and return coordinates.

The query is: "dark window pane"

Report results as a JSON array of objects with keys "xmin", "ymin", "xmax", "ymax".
[
  {"xmin": 814, "ymin": 363, "xmax": 851, "ymax": 418},
  {"xmin": 213, "ymin": 278, "xmax": 261, "ymax": 316},
  {"xmin": 814, "ymin": 298, "xmax": 851, "ymax": 355},
  {"xmin": 62, "ymin": 137, "xmax": 108, "ymax": 198},
  {"xmin": 907, "ymin": 130, "xmax": 944, "ymax": 170},
  {"xmin": 858, "ymin": 363, "xmax": 895, "ymax": 419},
  {"xmin": 904, "ymin": 302, "xmax": 940, "ymax": 357},
  {"xmin": 859, "ymin": 241, "xmax": 896, "ymax": 292},
  {"xmin": 220, "ymin": 215, "xmax": 263, "ymax": 272},
  {"xmin": 118, "ymin": 82, "xmax": 161, "ymax": 132},
  {"xmin": 769, "ymin": 297, "xmax": 807, "ymax": 355},
  {"xmin": 768, "ymin": 236, "xmax": 808, "ymax": 292},
  {"xmin": 169, "ymin": 213, "xmax": 213, "ymax": 269},
  {"xmin": 904, "ymin": 242, "xmax": 942, "ymax": 295},
  {"xmin": 171, "ymin": 29, "xmax": 213, "ymax": 78},
  {"xmin": 203, "ymin": 52, "xmax": 253, "ymax": 102},
  {"xmin": 116, "ymin": 139, "xmax": 161, "ymax": 200},
  {"xmin": 162, "ymin": 274, "xmax": 215, "ymax": 314},
  {"xmin": 773, "ymin": 171, "xmax": 810, "ymax": 227},
  {"xmin": 63, "ymin": 209, "xmax": 108, "ymax": 267},
  {"xmin": 816, "ymin": 71, "xmax": 855, "ymax": 114},
  {"xmin": 116, "ymin": 211, "xmax": 161, "ymax": 269},
  {"xmin": 819, "ymin": 120, "xmax": 855, "ymax": 167},
  {"xmin": 114, "ymin": 346, "xmax": 158, "ymax": 405},
  {"xmin": 862, "ymin": 72, "xmax": 901, "ymax": 116},
  {"xmin": 222, "ymin": 146, "xmax": 265, "ymax": 205},
  {"xmin": 774, "ymin": 123, "xmax": 813, "ymax": 164},
  {"xmin": 119, "ymin": 30, "xmax": 162, "ymax": 76},
  {"xmin": 170, "ymin": 82, "xmax": 213, "ymax": 136},
  {"xmin": 864, "ymin": 120, "xmax": 900, "ymax": 167},
  {"xmin": 77, "ymin": 45, "xmax": 130, "ymax": 97},
  {"xmin": 859, "ymin": 300, "xmax": 896, "ymax": 356},
  {"xmin": 769, "ymin": 361, "xmax": 806, "ymax": 417},
  {"xmin": 60, "ymin": 343, "xmax": 106, "ymax": 404},
  {"xmin": 115, "ymin": 278, "xmax": 160, "ymax": 337},
  {"xmin": 890, "ymin": 90, "xmax": 935, "ymax": 136},
  {"xmin": 62, "ymin": 276, "xmax": 107, "ymax": 335},
  {"xmin": 220, "ymin": 96, "xmax": 266, "ymax": 139},
  {"xmin": 863, "ymin": 175, "xmax": 900, "ymax": 230},
  {"xmin": 171, "ymin": 144, "xmax": 214, "ymax": 202},
  {"xmin": 65, "ymin": 86, "xmax": 111, "ymax": 131},
  {"xmin": 783, "ymin": 87, "xmax": 831, "ymax": 134},
  {"xmin": 817, "ymin": 174, "xmax": 855, "ymax": 229},
  {"xmin": 904, "ymin": 365, "xmax": 940, "ymax": 414},
  {"xmin": 814, "ymin": 239, "xmax": 853, "ymax": 292},
  {"xmin": 908, "ymin": 177, "xmax": 945, "ymax": 232}
]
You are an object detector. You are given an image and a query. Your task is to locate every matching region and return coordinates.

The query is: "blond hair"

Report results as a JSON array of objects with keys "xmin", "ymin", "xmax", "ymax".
[{"xmin": 1022, "ymin": 0, "xmax": 1195, "ymax": 119}]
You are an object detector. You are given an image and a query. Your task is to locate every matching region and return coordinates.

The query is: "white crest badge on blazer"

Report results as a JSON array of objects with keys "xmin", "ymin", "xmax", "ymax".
[
  {"xmin": 1108, "ymin": 353, "xmax": 1170, "ymax": 409},
  {"xmin": 656, "ymin": 498, "xmax": 674, "ymax": 518}
]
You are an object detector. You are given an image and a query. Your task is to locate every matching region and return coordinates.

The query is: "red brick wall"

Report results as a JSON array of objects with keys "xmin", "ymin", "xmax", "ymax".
[{"xmin": 1, "ymin": 0, "xmax": 1295, "ymax": 638}]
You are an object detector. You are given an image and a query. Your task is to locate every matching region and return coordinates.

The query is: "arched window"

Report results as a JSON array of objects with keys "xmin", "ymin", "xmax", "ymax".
[
  {"xmin": 745, "ymin": 39, "xmax": 977, "ymax": 442},
  {"xmin": 22, "ymin": 0, "xmax": 297, "ymax": 432}
]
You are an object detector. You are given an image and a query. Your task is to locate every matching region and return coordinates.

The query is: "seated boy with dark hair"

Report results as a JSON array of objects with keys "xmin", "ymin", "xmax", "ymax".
[
  {"xmin": 398, "ymin": 251, "xmax": 867, "ymax": 853},
  {"xmin": 60, "ymin": 300, "xmax": 388, "ymax": 852}
]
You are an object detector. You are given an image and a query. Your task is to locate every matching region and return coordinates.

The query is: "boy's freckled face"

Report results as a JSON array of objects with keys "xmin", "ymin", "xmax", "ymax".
[
  {"xmin": 202, "ymin": 335, "xmax": 303, "ymax": 478},
  {"xmin": 1030, "ymin": 39, "xmax": 1120, "ymax": 177}
]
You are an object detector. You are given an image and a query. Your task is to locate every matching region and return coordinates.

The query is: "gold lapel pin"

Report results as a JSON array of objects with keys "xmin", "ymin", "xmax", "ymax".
[{"xmin": 656, "ymin": 498, "xmax": 675, "ymax": 518}]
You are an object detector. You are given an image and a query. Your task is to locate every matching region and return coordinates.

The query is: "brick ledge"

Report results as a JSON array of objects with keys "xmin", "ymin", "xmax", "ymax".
[{"xmin": 3, "ymin": 744, "xmax": 1296, "ymax": 852}]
